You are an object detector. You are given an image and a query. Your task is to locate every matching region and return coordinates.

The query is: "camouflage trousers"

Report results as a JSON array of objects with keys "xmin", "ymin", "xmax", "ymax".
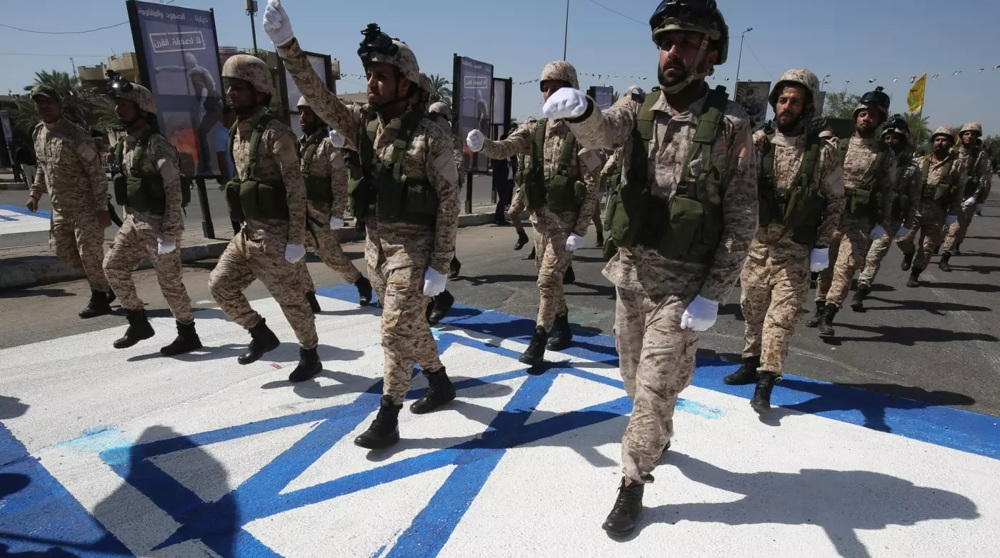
[
  {"xmin": 897, "ymin": 203, "xmax": 946, "ymax": 271},
  {"xmin": 857, "ymin": 221, "xmax": 902, "ymax": 289},
  {"xmin": 50, "ymin": 208, "xmax": 110, "ymax": 292},
  {"xmin": 365, "ymin": 219, "xmax": 387, "ymax": 304},
  {"xmin": 103, "ymin": 216, "xmax": 193, "ymax": 324},
  {"xmin": 534, "ymin": 226, "xmax": 572, "ymax": 330},
  {"xmin": 306, "ymin": 204, "xmax": 362, "ymax": 285},
  {"xmin": 816, "ymin": 220, "xmax": 871, "ymax": 308},
  {"xmin": 208, "ymin": 230, "xmax": 318, "ymax": 349},
  {"xmin": 940, "ymin": 203, "xmax": 976, "ymax": 255},
  {"xmin": 508, "ymin": 186, "xmax": 526, "ymax": 234},
  {"xmin": 380, "ymin": 264, "xmax": 443, "ymax": 405},
  {"xmin": 615, "ymin": 287, "xmax": 699, "ymax": 484},
  {"xmin": 740, "ymin": 252, "xmax": 810, "ymax": 373}
]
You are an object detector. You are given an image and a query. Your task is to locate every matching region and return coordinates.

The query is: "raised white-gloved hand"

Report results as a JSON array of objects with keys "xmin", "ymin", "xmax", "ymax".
[
  {"xmin": 945, "ymin": 214, "xmax": 958, "ymax": 225},
  {"xmin": 329, "ymin": 217, "xmax": 344, "ymax": 229},
  {"xmin": 680, "ymin": 295, "xmax": 719, "ymax": 332},
  {"xmin": 262, "ymin": 0, "xmax": 295, "ymax": 47},
  {"xmin": 565, "ymin": 233, "xmax": 585, "ymax": 251},
  {"xmin": 466, "ymin": 130, "xmax": 485, "ymax": 152},
  {"xmin": 284, "ymin": 243, "xmax": 306, "ymax": 263},
  {"xmin": 328, "ymin": 129, "xmax": 345, "ymax": 149},
  {"xmin": 423, "ymin": 268, "xmax": 447, "ymax": 297},
  {"xmin": 810, "ymin": 247, "xmax": 830, "ymax": 272},
  {"xmin": 895, "ymin": 226, "xmax": 909, "ymax": 240},
  {"xmin": 157, "ymin": 239, "xmax": 176, "ymax": 255},
  {"xmin": 870, "ymin": 225, "xmax": 887, "ymax": 240},
  {"xmin": 542, "ymin": 87, "xmax": 589, "ymax": 120},
  {"xmin": 962, "ymin": 196, "xmax": 977, "ymax": 209}
]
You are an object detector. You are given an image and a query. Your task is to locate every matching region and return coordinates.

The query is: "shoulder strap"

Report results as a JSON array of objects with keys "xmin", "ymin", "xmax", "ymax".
[
  {"xmin": 636, "ymin": 91, "xmax": 660, "ymax": 142},
  {"xmin": 531, "ymin": 119, "xmax": 547, "ymax": 176},
  {"xmin": 115, "ymin": 139, "xmax": 125, "ymax": 169},
  {"xmin": 680, "ymin": 85, "xmax": 728, "ymax": 197},
  {"xmin": 130, "ymin": 128, "xmax": 154, "ymax": 173},
  {"xmin": 389, "ymin": 111, "xmax": 425, "ymax": 181},
  {"xmin": 557, "ymin": 131, "xmax": 577, "ymax": 175},
  {"xmin": 920, "ymin": 157, "xmax": 931, "ymax": 184},
  {"xmin": 760, "ymin": 133, "xmax": 774, "ymax": 182},
  {"xmin": 838, "ymin": 139, "xmax": 850, "ymax": 165},
  {"xmin": 244, "ymin": 114, "xmax": 274, "ymax": 181},
  {"xmin": 799, "ymin": 139, "xmax": 821, "ymax": 187},
  {"xmin": 302, "ymin": 142, "xmax": 320, "ymax": 176}
]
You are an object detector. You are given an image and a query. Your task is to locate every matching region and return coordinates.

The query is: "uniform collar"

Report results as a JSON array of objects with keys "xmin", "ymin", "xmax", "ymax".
[
  {"xmin": 650, "ymin": 85, "xmax": 711, "ymax": 122},
  {"xmin": 236, "ymin": 107, "xmax": 268, "ymax": 135},
  {"xmin": 770, "ymin": 131, "xmax": 806, "ymax": 148}
]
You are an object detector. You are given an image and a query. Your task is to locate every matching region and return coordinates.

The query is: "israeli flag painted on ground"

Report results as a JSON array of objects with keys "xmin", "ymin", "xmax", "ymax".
[
  {"xmin": 0, "ymin": 204, "xmax": 50, "ymax": 236},
  {"xmin": 1, "ymin": 284, "xmax": 998, "ymax": 557}
]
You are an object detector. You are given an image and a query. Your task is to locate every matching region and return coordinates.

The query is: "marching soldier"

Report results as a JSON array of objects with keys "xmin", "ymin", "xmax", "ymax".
[
  {"xmin": 939, "ymin": 122, "xmax": 993, "ymax": 268},
  {"xmin": 209, "ymin": 53, "xmax": 322, "ymax": 383}
]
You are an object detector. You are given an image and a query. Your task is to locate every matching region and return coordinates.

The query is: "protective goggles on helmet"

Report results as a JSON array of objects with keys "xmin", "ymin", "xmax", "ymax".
[
  {"xmin": 357, "ymin": 23, "xmax": 398, "ymax": 59},
  {"xmin": 860, "ymin": 86, "xmax": 890, "ymax": 110},
  {"xmin": 884, "ymin": 114, "xmax": 909, "ymax": 134},
  {"xmin": 105, "ymin": 69, "xmax": 133, "ymax": 97},
  {"xmin": 649, "ymin": 0, "xmax": 719, "ymax": 32}
]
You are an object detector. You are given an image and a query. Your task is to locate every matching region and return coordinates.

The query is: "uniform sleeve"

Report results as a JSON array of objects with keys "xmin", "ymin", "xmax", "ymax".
[
  {"xmin": 153, "ymin": 137, "xmax": 184, "ymax": 242},
  {"xmin": 481, "ymin": 122, "xmax": 533, "ymax": 160},
  {"xmin": 427, "ymin": 128, "xmax": 461, "ymax": 274},
  {"xmin": 816, "ymin": 144, "xmax": 846, "ymax": 247},
  {"xmin": 30, "ymin": 128, "xmax": 47, "ymax": 199},
  {"xmin": 572, "ymin": 148, "xmax": 603, "ymax": 236},
  {"xmin": 946, "ymin": 159, "xmax": 968, "ymax": 214},
  {"xmin": 328, "ymin": 145, "xmax": 349, "ymax": 221},
  {"xmin": 564, "ymin": 98, "xmax": 639, "ymax": 150},
  {"xmin": 75, "ymin": 133, "xmax": 108, "ymax": 212},
  {"xmin": 277, "ymin": 39, "xmax": 361, "ymax": 152},
  {"xmin": 699, "ymin": 118, "xmax": 758, "ymax": 303},
  {"xmin": 976, "ymin": 153, "xmax": 993, "ymax": 203},
  {"xmin": 266, "ymin": 126, "xmax": 308, "ymax": 246}
]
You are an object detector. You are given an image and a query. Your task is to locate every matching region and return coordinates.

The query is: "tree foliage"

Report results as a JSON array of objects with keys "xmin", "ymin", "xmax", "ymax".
[
  {"xmin": 11, "ymin": 70, "xmax": 115, "ymax": 141},
  {"xmin": 821, "ymin": 91, "xmax": 861, "ymax": 119},
  {"xmin": 427, "ymin": 73, "xmax": 452, "ymax": 104}
]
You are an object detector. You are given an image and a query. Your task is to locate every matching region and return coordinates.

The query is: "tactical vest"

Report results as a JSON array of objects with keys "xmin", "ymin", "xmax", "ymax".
[
  {"xmin": 112, "ymin": 129, "xmax": 166, "ymax": 215},
  {"xmin": 919, "ymin": 156, "xmax": 956, "ymax": 205},
  {"xmin": 350, "ymin": 111, "xmax": 439, "ymax": 227},
  {"xmin": 889, "ymin": 154, "xmax": 914, "ymax": 222},
  {"xmin": 346, "ymin": 118, "xmax": 378, "ymax": 221},
  {"xmin": 513, "ymin": 153, "xmax": 527, "ymax": 188},
  {"xmin": 603, "ymin": 86, "xmax": 728, "ymax": 264},
  {"xmin": 961, "ymin": 148, "xmax": 982, "ymax": 198},
  {"xmin": 519, "ymin": 119, "xmax": 587, "ymax": 214},
  {"xmin": 301, "ymin": 139, "xmax": 334, "ymax": 204},
  {"xmin": 226, "ymin": 114, "xmax": 289, "ymax": 222},
  {"xmin": 757, "ymin": 135, "xmax": 826, "ymax": 247},
  {"xmin": 838, "ymin": 139, "xmax": 889, "ymax": 220}
]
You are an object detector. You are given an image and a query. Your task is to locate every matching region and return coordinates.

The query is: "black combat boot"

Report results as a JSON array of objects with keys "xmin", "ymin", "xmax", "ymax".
[
  {"xmin": 527, "ymin": 246, "xmax": 536, "ymax": 260},
  {"xmin": 818, "ymin": 305, "xmax": 837, "ymax": 338},
  {"xmin": 954, "ymin": 244, "xmax": 962, "ymax": 256},
  {"xmin": 750, "ymin": 371, "xmax": 781, "ymax": 412},
  {"xmin": 514, "ymin": 230, "xmax": 530, "ymax": 251},
  {"xmin": 238, "ymin": 318, "xmax": 280, "ymax": 365},
  {"xmin": 596, "ymin": 230, "xmax": 605, "ymax": 248},
  {"xmin": 546, "ymin": 313, "xmax": 573, "ymax": 351},
  {"xmin": 113, "ymin": 309, "xmax": 155, "ymax": 349},
  {"xmin": 602, "ymin": 477, "xmax": 645, "ymax": 538},
  {"xmin": 354, "ymin": 395, "xmax": 402, "ymax": 449},
  {"xmin": 723, "ymin": 355, "xmax": 761, "ymax": 385},
  {"xmin": 306, "ymin": 291, "xmax": 321, "ymax": 313},
  {"xmin": 519, "ymin": 326, "xmax": 548, "ymax": 366},
  {"xmin": 410, "ymin": 368, "xmax": 456, "ymax": 414},
  {"xmin": 850, "ymin": 285, "xmax": 871, "ymax": 312},
  {"xmin": 79, "ymin": 289, "xmax": 113, "ymax": 319},
  {"xmin": 355, "ymin": 276, "xmax": 373, "ymax": 307},
  {"xmin": 160, "ymin": 320, "xmax": 202, "ymax": 356},
  {"xmin": 901, "ymin": 253, "xmax": 914, "ymax": 271},
  {"xmin": 449, "ymin": 257, "xmax": 462, "ymax": 279},
  {"xmin": 907, "ymin": 269, "xmax": 922, "ymax": 288},
  {"xmin": 563, "ymin": 265, "xmax": 576, "ymax": 285},
  {"xmin": 938, "ymin": 254, "xmax": 953, "ymax": 272},
  {"xmin": 805, "ymin": 301, "xmax": 826, "ymax": 328},
  {"xmin": 288, "ymin": 346, "xmax": 322, "ymax": 382},
  {"xmin": 428, "ymin": 290, "xmax": 455, "ymax": 325}
]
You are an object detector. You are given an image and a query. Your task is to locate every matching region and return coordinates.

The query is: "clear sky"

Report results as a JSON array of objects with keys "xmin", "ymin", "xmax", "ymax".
[{"xmin": 2, "ymin": 0, "xmax": 999, "ymax": 133}]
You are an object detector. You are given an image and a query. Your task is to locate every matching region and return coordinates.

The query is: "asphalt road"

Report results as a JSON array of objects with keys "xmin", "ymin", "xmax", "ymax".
[{"xmin": 2, "ymin": 200, "xmax": 998, "ymax": 417}]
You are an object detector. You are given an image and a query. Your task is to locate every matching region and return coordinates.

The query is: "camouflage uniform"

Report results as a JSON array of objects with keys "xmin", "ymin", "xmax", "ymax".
[
  {"xmin": 742, "ymin": 130, "xmax": 844, "ymax": 373},
  {"xmin": 815, "ymin": 137, "xmax": 896, "ymax": 309},
  {"xmin": 941, "ymin": 138, "xmax": 993, "ymax": 255},
  {"xmin": 31, "ymin": 117, "xmax": 110, "ymax": 293},
  {"xmin": 858, "ymin": 151, "xmax": 921, "ymax": 289},
  {"xmin": 898, "ymin": 151, "xmax": 967, "ymax": 271},
  {"xmin": 298, "ymin": 128, "xmax": 363, "ymax": 286},
  {"xmin": 103, "ymin": 131, "xmax": 193, "ymax": 324},
  {"xmin": 278, "ymin": 38, "xmax": 459, "ymax": 404},
  {"xmin": 567, "ymin": 87, "xmax": 757, "ymax": 484}
]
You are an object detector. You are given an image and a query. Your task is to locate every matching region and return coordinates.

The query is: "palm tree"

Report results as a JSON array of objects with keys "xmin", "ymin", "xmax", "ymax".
[
  {"xmin": 902, "ymin": 113, "xmax": 931, "ymax": 149},
  {"xmin": 13, "ymin": 70, "xmax": 114, "ymax": 139},
  {"xmin": 428, "ymin": 74, "xmax": 452, "ymax": 104}
]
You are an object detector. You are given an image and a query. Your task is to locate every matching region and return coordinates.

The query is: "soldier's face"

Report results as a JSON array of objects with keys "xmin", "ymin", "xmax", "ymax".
[
  {"xmin": 366, "ymin": 62, "xmax": 409, "ymax": 105},
  {"xmin": 657, "ymin": 31, "xmax": 718, "ymax": 87},
  {"xmin": 885, "ymin": 133, "xmax": 905, "ymax": 152},
  {"xmin": 961, "ymin": 131, "xmax": 977, "ymax": 146},
  {"xmin": 855, "ymin": 109, "xmax": 879, "ymax": 133},
  {"xmin": 933, "ymin": 135, "xmax": 952, "ymax": 155},
  {"xmin": 33, "ymin": 96, "xmax": 62, "ymax": 123},
  {"xmin": 299, "ymin": 106, "xmax": 319, "ymax": 132},
  {"xmin": 114, "ymin": 99, "xmax": 140, "ymax": 124},
  {"xmin": 226, "ymin": 78, "xmax": 257, "ymax": 113},
  {"xmin": 540, "ymin": 80, "xmax": 565, "ymax": 102},
  {"xmin": 775, "ymin": 86, "xmax": 808, "ymax": 130}
]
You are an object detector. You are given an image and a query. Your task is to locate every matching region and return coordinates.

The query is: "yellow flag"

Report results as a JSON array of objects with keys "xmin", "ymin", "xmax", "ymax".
[{"xmin": 907, "ymin": 73, "xmax": 927, "ymax": 114}]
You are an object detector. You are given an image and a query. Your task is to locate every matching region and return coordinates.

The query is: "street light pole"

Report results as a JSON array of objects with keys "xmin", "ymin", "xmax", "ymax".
[
  {"xmin": 734, "ymin": 27, "xmax": 752, "ymax": 84},
  {"xmin": 246, "ymin": 0, "xmax": 259, "ymax": 54},
  {"xmin": 562, "ymin": 0, "xmax": 570, "ymax": 60}
]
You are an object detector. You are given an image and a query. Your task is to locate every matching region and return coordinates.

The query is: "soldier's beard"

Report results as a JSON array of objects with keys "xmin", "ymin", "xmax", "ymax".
[
  {"xmin": 302, "ymin": 122, "xmax": 321, "ymax": 136},
  {"xmin": 777, "ymin": 112, "xmax": 805, "ymax": 135}
]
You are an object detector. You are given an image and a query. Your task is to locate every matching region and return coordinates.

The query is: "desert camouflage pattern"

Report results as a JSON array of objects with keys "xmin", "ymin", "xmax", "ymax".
[
  {"xmin": 941, "ymin": 145, "xmax": 993, "ymax": 254},
  {"xmin": 222, "ymin": 54, "xmax": 273, "ymax": 95},
  {"xmin": 858, "ymin": 153, "xmax": 921, "ymax": 288},
  {"xmin": 897, "ymin": 153, "xmax": 968, "ymax": 271}
]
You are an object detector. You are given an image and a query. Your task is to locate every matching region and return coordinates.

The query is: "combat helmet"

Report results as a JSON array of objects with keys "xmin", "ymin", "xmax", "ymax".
[
  {"xmin": 649, "ymin": 0, "xmax": 728, "ymax": 93},
  {"xmin": 357, "ymin": 23, "xmax": 420, "ymax": 86},
  {"xmin": 853, "ymin": 86, "xmax": 890, "ymax": 124},
  {"xmin": 539, "ymin": 61, "xmax": 580, "ymax": 91},
  {"xmin": 222, "ymin": 54, "xmax": 273, "ymax": 95},
  {"xmin": 428, "ymin": 101, "xmax": 452, "ymax": 121},
  {"xmin": 106, "ymin": 70, "xmax": 157, "ymax": 115},
  {"xmin": 881, "ymin": 114, "xmax": 910, "ymax": 143},
  {"xmin": 768, "ymin": 69, "xmax": 819, "ymax": 113},
  {"xmin": 960, "ymin": 122, "xmax": 983, "ymax": 137},
  {"xmin": 931, "ymin": 126, "xmax": 955, "ymax": 142}
]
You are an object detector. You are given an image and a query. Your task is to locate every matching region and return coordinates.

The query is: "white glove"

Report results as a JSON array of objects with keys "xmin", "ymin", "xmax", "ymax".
[
  {"xmin": 262, "ymin": 0, "xmax": 295, "ymax": 47},
  {"xmin": 284, "ymin": 243, "xmax": 306, "ymax": 263},
  {"xmin": 810, "ymin": 247, "xmax": 830, "ymax": 272},
  {"xmin": 565, "ymin": 233, "xmax": 585, "ymax": 251},
  {"xmin": 945, "ymin": 215, "xmax": 958, "ymax": 225},
  {"xmin": 423, "ymin": 268, "xmax": 447, "ymax": 297},
  {"xmin": 542, "ymin": 88, "xmax": 589, "ymax": 120},
  {"xmin": 895, "ymin": 226, "xmax": 909, "ymax": 240},
  {"xmin": 157, "ymin": 240, "xmax": 176, "ymax": 255},
  {"xmin": 329, "ymin": 217, "xmax": 344, "ymax": 229},
  {"xmin": 680, "ymin": 295, "xmax": 718, "ymax": 332},
  {"xmin": 328, "ymin": 129, "xmax": 345, "ymax": 149},
  {"xmin": 870, "ymin": 225, "xmax": 887, "ymax": 240},
  {"xmin": 466, "ymin": 130, "xmax": 485, "ymax": 152}
]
